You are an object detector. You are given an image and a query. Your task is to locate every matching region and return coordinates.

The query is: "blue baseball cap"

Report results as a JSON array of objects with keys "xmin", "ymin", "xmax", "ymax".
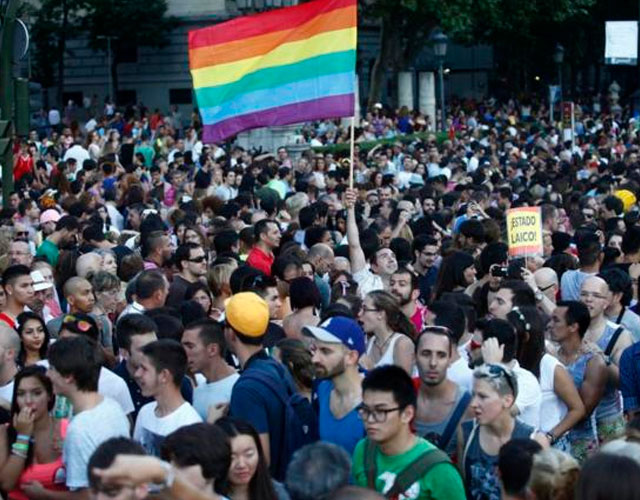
[{"xmin": 303, "ymin": 316, "xmax": 366, "ymax": 356}]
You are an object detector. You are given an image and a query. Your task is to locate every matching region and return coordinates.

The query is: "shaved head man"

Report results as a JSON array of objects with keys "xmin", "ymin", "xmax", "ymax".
[
  {"xmin": 307, "ymin": 243, "xmax": 335, "ymax": 277},
  {"xmin": 534, "ymin": 267, "xmax": 559, "ymax": 304}
]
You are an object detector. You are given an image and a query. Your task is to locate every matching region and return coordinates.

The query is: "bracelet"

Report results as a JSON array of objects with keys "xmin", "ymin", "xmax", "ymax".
[
  {"xmin": 11, "ymin": 449, "xmax": 27, "ymax": 459},
  {"xmin": 16, "ymin": 434, "xmax": 31, "ymax": 442},
  {"xmin": 12, "ymin": 442, "xmax": 29, "ymax": 451}
]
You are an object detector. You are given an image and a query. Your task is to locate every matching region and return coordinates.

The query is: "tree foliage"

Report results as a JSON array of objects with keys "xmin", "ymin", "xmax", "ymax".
[{"xmin": 362, "ymin": 0, "xmax": 600, "ymax": 105}]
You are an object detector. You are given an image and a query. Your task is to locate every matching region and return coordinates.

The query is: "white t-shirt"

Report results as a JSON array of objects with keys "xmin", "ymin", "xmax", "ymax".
[
  {"xmin": 539, "ymin": 353, "xmax": 567, "ymax": 433},
  {"xmin": 99, "ymin": 367, "xmax": 135, "ymax": 415},
  {"xmin": 353, "ymin": 266, "xmax": 384, "ymax": 298},
  {"xmin": 512, "ymin": 361, "xmax": 542, "ymax": 429},
  {"xmin": 0, "ymin": 379, "xmax": 14, "ymax": 405},
  {"xmin": 193, "ymin": 373, "xmax": 240, "ymax": 420},
  {"xmin": 64, "ymin": 397, "xmax": 130, "ymax": 489},
  {"xmin": 133, "ymin": 401, "xmax": 202, "ymax": 456},
  {"xmin": 447, "ymin": 357, "xmax": 473, "ymax": 393}
]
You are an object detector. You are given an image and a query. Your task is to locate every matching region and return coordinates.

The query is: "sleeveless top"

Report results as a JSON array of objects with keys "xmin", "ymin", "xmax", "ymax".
[
  {"xmin": 414, "ymin": 385, "xmax": 469, "ymax": 456},
  {"xmin": 366, "ymin": 333, "xmax": 402, "ymax": 368},
  {"xmin": 539, "ymin": 354, "xmax": 568, "ymax": 433},
  {"xmin": 565, "ymin": 352, "xmax": 598, "ymax": 440},
  {"xmin": 461, "ymin": 419, "xmax": 534, "ymax": 500},
  {"xmin": 9, "ymin": 419, "xmax": 68, "ymax": 500},
  {"xmin": 594, "ymin": 322, "xmax": 623, "ymax": 420}
]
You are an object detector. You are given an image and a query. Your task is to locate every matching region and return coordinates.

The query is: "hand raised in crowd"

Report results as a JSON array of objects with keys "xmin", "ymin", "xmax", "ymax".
[
  {"xmin": 481, "ymin": 337, "xmax": 504, "ymax": 365},
  {"xmin": 344, "ymin": 188, "xmax": 358, "ymax": 209},
  {"xmin": 13, "ymin": 406, "xmax": 35, "ymax": 437}
]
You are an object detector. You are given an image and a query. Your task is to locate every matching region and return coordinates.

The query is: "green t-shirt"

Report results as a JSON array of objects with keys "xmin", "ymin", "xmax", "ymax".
[
  {"xmin": 352, "ymin": 437, "xmax": 466, "ymax": 500},
  {"xmin": 36, "ymin": 239, "xmax": 60, "ymax": 267},
  {"xmin": 135, "ymin": 144, "xmax": 155, "ymax": 167}
]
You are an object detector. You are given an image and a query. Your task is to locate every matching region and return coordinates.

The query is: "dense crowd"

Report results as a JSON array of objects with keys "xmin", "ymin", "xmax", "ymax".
[{"xmin": 2, "ymin": 95, "xmax": 640, "ymax": 500}]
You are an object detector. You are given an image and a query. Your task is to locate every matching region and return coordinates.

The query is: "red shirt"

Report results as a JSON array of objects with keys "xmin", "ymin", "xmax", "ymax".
[
  {"xmin": 411, "ymin": 301, "xmax": 427, "ymax": 336},
  {"xmin": 247, "ymin": 246, "xmax": 274, "ymax": 276}
]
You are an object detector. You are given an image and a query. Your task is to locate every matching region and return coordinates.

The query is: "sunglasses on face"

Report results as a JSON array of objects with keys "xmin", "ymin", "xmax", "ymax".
[{"xmin": 188, "ymin": 256, "xmax": 207, "ymax": 263}]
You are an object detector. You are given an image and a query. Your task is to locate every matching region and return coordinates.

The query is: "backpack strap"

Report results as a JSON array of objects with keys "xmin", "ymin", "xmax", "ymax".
[
  {"xmin": 461, "ymin": 421, "xmax": 479, "ymax": 481},
  {"xmin": 386, "ymin": 448, "xmax": 451, "ymax": 498},
  {"xmin": 241, "ymin": 369, "xmax": 289, "ymax": 405},
  {"xmin": 438, "ymin": 391, "xmax": 471, "ymax": 450},
  {"xmin": 364, "ymin": 439, "xmax": 378, "ymax": 490},
  {"xmin": 605, "ymin": 326, "xmax": 624, "ymax": 357}
]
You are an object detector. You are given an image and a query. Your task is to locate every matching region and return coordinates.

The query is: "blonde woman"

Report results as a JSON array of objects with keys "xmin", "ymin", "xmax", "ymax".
[
  {"xmin": 208, "ymin": 260, "xmax": 238, "ymax": 320},
  {"xmin": 527, "ymin": 448, "xmax": 580, "ymax": 500}
]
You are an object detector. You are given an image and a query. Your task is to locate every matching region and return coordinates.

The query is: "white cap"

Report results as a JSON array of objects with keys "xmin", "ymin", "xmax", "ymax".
[{"xmin": 31, "ymin": 270, "xmax": 53, "ymax": 292}]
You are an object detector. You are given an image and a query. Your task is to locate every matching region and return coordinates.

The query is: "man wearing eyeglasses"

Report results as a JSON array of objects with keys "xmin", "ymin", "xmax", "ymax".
[
  {"xmin": 352, "ymin": 365, "xmax": 466, "ymax": 499},
  {"xmin": 166, "ymin": 243, "xmax": 208, "ymax": 308},
  {"xmin": 8, "ymin": 240, "xmax": 32, "ymax": 267}
]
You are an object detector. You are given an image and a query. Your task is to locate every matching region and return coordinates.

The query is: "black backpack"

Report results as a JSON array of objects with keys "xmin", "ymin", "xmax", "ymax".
[{"xmin": 241, "ymin": 368, "xmax": 318, "ymax": 480}]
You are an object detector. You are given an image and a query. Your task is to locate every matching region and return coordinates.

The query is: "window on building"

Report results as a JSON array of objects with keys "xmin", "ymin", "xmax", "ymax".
[
  {"xmin": 116, "ymin": 90, "xmax": 137, "ymax": 106},
  {"xmin": 169, "ymin": 88, "xmax": 193, "ymax": 105}
]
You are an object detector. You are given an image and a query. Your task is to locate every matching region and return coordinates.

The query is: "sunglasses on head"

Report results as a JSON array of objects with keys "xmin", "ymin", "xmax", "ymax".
[{"xmin": 63, "ymin": 315, "xmax": 92, "ymax": 332}]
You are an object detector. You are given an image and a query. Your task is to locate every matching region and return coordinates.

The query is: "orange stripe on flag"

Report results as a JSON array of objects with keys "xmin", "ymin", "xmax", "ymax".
[{"xmin": 189, "ymin": 6, "xmax": 355, "ymax": 70}]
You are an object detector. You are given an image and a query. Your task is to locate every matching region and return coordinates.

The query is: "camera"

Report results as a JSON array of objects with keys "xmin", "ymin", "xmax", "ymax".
[{"xmin": 491, "ymin": 266, "xmax": 508, "ymax": 278}]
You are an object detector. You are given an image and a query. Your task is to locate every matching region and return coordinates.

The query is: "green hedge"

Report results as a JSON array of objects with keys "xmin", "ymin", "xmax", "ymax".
[{"xmin": 311, "ymin": 131, "xmax": 451, "ymax": 155}]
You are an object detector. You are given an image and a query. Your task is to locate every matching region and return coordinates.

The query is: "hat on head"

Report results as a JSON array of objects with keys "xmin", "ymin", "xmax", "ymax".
[
  {"xmin": 615, "ymin": 189, "xmax": 637, "ymax": 213},
  {"xmin": 40, "ymin": 209, "xmax": 61, "ymax": 225},
  {"xmin": 303, "ymin": 316, "xmax": 366, "ymax": 356},
  {"xmin": 225, "ymin": 292, "xmax": 269, "ymax": 338},
  {"xmin": 31, "ymin": 270, "xmax": 53, "ymax": 292}
]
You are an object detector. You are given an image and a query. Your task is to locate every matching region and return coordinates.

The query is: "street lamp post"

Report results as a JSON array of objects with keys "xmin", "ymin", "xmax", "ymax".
[
  {"xmin": 97, "ymin": 35, "xmax": 117, "ymax": 104},
  {"xmin": 553, "ymin": 43, "xmax": 565, "ymax": 94},
  {"xmin": 432, "ymin": 31, "xmax": 448, "ymax": 132}
]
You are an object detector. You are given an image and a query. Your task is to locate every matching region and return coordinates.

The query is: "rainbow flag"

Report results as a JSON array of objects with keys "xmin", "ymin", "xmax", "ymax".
[{"xmin": 188, "ymin": 0, "xmax": 357, "ymax": 144}]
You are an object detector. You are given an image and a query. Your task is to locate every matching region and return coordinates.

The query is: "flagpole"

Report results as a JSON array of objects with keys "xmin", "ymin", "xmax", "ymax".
[{"xmin": 349, "ymin": 116, "xmax": 355, "ymax": 189}]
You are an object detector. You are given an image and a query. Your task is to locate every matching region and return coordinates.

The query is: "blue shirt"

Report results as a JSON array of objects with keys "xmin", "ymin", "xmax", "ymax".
[
  {"xmin": 229, "ymin": 350, "xmax": 291, "ymax": 481},
  {"xmin": 316, "ymin": 380, "xmax": 364, "ymax": 455},
  {"xmin": 620, "ymin": 342, "xmax": 640, "ymax": 413}
]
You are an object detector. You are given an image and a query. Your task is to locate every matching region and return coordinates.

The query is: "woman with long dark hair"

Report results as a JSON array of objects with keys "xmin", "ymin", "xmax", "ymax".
[
  {"xmin": 506, "ymin": 306, "xmax": 585, "ymax": 450},
  {"xmin": 432, "ymin": 251, "xmax": 476, "ymax": 301},
  {"xmin": 0, "ymin": 366, "xmax": 67, "ymax": 499},
  {"xmin": 15, "ymin": 312, "xmax": 49, "ymax": 367},
  {"xmin": 216, "ymin": 418, "xmax": 287, "ymax": 500},
  {"xmin": 358, "ymin": 290, "xmax": 415, "ymax": 375}
]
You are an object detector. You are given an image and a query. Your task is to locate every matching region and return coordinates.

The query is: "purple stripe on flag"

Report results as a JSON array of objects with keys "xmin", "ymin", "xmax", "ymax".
[{"xmin": 201, "ymin": 93, "xmax": 354, "ymax": 143}]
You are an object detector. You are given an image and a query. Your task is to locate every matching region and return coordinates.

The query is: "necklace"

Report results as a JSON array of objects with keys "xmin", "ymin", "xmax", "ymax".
[{"xmin": 374, "ymin": 332, "xmax": 396, "ymax": 355}]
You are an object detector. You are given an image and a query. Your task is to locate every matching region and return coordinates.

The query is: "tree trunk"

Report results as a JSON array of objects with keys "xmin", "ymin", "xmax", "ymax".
[
  {"xmin": 56, "ymin": 0, "xmax": 68, "ymax": 107},
  {"xmin": 367, "ymin": 16, "xmax": 398, "ymax": 110}
]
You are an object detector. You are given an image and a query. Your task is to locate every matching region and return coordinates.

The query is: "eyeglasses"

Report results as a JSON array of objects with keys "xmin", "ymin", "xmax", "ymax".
[
  {"xmin": 356, "ymin": 404, "xmax": 403, "ymax": 423},
  {"xmin": 188, "ymin": 255, "xmax": 207, "ymax": 263},
  {"xmin": 487, "ymin": 364, "xmax": 516, "ymax": 395},
  {"xmin": 538, "ymin": 283, "xmax": 555, "ymax": 292},
  {"xmin": 582, "ymin": 212, "xmax": 595, "ymax": 219},
  {"xmin": 360, "ymin": 306, "xmax": 379, "ymax": 313},
  {"xmin": 15, "ymin": 231, "xmax": 29, "ymax": 237},
  {"xmin": 421, "ymin": 251, "xmax": 438, "ymax": 257}
]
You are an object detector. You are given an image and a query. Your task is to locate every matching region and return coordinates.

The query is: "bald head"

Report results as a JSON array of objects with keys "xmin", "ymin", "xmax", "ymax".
[
  {"xmin": 0, "ymin": 324, "xmax": 20, "ymax": 362},
  {"xmin": 308, "ymin": 243, "xmax": 334, "ymax": 275},
  {"xmin": 333, "ymin": 256, "xmax": 351, "ymax": 274},
  {"xmin": 76, "ymin": 252, "xmax": 102, "ymax": 278},
  {"xmin": 580, "ymin": 276, "xmax": 610, "ymax": 319},
  {"xmin": 64, "ymin": 277, "xmax": 92, "ymax": 298},
  {"xmin": 534, "ymin": 267, "xmax": 558, "ymax": 303}
]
